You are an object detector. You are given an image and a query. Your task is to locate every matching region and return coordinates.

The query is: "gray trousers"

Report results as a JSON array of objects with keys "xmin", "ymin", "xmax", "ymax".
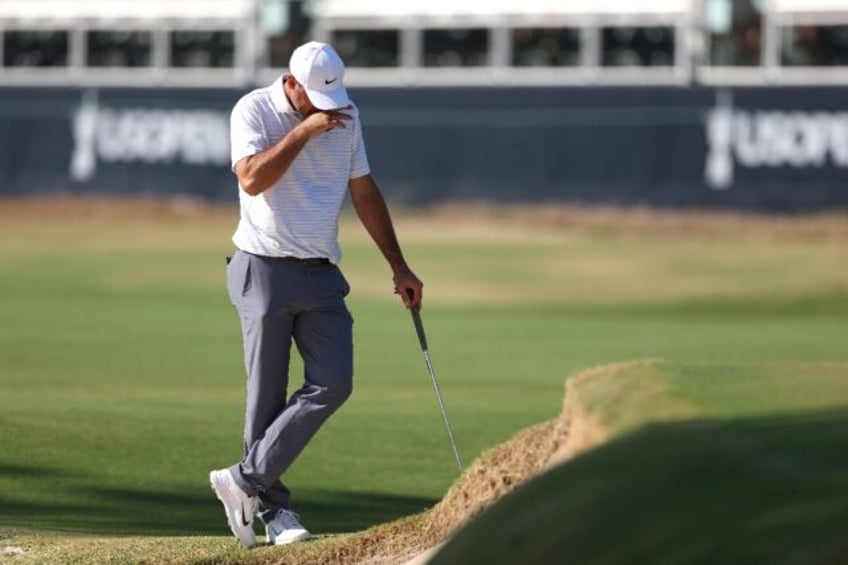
[{"xmin": 225, "ymin": 250, "xmax": 353, "ymax": 522}]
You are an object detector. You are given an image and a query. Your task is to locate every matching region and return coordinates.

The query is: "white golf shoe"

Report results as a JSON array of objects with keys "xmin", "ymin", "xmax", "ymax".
[
  {"xmin": 265, "ymin": 509, "xmax": 312, "ymax": 545},
  {"xmin": 209, "ymin": 469, "xmax": 260, "ymax": 548}
]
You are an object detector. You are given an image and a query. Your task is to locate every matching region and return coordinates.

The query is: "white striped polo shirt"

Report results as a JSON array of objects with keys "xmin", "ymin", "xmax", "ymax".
[{"xmin": 229, "ymin": 75, "xmax": 370, "ymax": 263}]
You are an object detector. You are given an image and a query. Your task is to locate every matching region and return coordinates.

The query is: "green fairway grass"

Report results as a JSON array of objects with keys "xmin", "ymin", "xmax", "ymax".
[
  {"xmin": 0, "ymin": 200, "xmax": 846, "ymax": 563},
  {"xmin": 431, "ymin": 361, "xmax": 848, "ymax": 564}
]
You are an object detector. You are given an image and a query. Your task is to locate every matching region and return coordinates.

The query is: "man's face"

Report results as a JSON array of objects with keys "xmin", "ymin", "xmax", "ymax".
[{"xmin": 285, "ymin": 75, "xmax": 318, "ymax": 117}]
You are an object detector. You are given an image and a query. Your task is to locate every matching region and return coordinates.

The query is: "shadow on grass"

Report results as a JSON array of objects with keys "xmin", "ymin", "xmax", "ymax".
[
  {"xmin": 432, "ymin": 407, "xmax": 848, "ymax": 565},
  {"xmin": 0, "ymin": 463, "xmax": 77, "ymax": 479},
  {"xmin": 0, "ymin": 478, "xmax": 436, "ymax": 536}
]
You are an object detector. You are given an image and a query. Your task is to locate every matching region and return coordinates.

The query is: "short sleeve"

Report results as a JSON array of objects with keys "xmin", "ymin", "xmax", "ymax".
[
  {"xmin": 349, "ymin": 115, "xmax": 371, "ymax": 180},
  {"xmin": 230, "ymin": 96, "xmax": 267, "ymax": 171}
]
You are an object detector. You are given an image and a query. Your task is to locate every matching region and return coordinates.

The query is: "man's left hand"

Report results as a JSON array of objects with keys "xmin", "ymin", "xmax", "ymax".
[{"xmin": 393, "ymin": 268, "xmax": 423, "ymax": 309}]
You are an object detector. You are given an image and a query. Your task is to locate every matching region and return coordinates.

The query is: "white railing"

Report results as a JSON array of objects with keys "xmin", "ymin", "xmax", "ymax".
[{"xmin": 0, "ymin": 0, "xmax": 847, "ymax": 88}]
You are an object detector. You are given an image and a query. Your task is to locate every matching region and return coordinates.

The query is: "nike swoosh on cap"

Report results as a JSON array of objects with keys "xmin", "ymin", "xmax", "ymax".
[{"xmin": 324, "ymin": 78, "xmax": 337, "ymax": 85}]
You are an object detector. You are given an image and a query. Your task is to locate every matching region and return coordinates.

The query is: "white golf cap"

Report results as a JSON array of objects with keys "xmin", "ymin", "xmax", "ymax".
[{"xmin": 289, "ymin": 41, "xmax": 351, "ymax": 110}]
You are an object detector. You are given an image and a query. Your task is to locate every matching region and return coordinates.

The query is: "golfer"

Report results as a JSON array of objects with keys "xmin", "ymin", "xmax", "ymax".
[{"xmin": 210, "ymin": 41, "xmax": 423, "ymax": 548}]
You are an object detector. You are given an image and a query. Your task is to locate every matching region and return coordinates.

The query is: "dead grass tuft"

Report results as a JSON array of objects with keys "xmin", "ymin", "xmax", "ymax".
[{"xmin": 261, "ymin": 420, "xmax": 564, "ymax": 565}]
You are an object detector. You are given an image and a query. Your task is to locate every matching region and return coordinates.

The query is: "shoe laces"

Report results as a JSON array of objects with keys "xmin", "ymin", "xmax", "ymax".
[{"xmin": 275, "ymin": 509, "xmax": 304, "ymax": 530}]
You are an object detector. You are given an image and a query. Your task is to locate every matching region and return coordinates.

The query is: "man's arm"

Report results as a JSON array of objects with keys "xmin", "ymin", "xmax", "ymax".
[
  {"xmin": 235, "ymin": 109, "xmax": 353, "ymax": 196},
  {"xmin": 349, "ymin": 174, "xmax": 423, "ymax": 309}
]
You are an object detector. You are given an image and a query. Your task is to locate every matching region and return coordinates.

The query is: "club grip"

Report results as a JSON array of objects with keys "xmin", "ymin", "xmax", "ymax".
[
  {"xmin": 410, "ymin": 307, "xmax": 428, "ymax": 351},
  {"xmin": 406, "ymin": 289, "xmax": 428, "ymax": 351}
]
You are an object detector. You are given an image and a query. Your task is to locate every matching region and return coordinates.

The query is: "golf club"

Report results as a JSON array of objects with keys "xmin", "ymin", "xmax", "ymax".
[{"xmin": 407, "ymin": 291, "xmax": 464, "ymax": 473}]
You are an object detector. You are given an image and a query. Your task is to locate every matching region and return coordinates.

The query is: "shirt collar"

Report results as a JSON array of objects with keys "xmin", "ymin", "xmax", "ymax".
[{"xmin": 271, "ymin": 75, "xmax": 296, "ymax": 115}]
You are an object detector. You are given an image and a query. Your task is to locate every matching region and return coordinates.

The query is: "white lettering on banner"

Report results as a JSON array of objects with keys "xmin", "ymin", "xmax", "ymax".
[
  {"xmin": 70, "ymin": 89, "xmax": 230, "ymax": 183},
  {"xmin": 704, "ymin": 90, "xmax": 848, "ymax": 190}
]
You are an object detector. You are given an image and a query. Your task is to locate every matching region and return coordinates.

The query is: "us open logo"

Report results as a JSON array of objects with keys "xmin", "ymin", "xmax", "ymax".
[
  {"xmin": 704, "ymin": 90, "xmax": 848, "ymax": 190},
  {"xmin": 70, "ymin": 90, "xmax": 230, "ymax": 183}
]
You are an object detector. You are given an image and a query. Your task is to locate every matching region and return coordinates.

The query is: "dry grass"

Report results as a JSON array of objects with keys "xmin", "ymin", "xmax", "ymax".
[
  {"xmin": 393, "ymin": 202, "xmax": 848, "ymax": 306},
  {"xmin": 2, "ymin": 196, "xmax": 847, "ymax": 243},
  {"xmin": 245, "ymin": 419, "xmax": 565, "ymax": 565},
  {"xmin": 275, "ymin": 363, "xmax": 628, "ymax": 565},
  {"xmin": 421, "ymin": 201, "xmax": 848, "ymax": 243},
  {"xmin": 2, "ymin": 196, "xmax": 846, "ymax": 307},
  {"xmin": 0, "ymin": 195, "xmax": 232, "ymax": 223}
]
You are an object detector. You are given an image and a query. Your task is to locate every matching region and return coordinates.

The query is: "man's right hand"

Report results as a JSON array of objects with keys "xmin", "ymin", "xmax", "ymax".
[{"xmin": 299, "ymin": 106, "xmax": 353, "ymax": 138}]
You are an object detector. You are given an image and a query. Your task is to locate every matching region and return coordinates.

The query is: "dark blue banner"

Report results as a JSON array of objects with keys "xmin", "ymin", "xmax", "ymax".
[{"xmin": 0, "ymin": 85, "xmax": 845, "ymax": 211}]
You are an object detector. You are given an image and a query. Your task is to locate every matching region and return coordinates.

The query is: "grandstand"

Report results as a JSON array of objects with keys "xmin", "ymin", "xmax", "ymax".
[{"xmin": 0, "ymin": 0, "xmax": 846, "ymax": 88}]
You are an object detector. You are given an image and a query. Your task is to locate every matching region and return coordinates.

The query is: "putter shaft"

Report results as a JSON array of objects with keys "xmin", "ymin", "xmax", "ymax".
[{"xmin": 411, "ymin": 307, "xmax": 464, "ymax": 473}]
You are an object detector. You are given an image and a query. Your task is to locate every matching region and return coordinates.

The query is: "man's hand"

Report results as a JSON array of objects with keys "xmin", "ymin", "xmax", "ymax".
[
  {"xmin": 298, "ymin": 106, "xmax": 353, "ymax": 138},
  {"xmin": 394, "ymin": 267, "xmax": 423, "ymax": 309}
]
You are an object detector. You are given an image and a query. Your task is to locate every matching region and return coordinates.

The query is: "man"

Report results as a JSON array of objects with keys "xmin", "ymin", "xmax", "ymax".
[{"xmin": 209, "ymin": 41, "xmax": 423, "ymax": 548}]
